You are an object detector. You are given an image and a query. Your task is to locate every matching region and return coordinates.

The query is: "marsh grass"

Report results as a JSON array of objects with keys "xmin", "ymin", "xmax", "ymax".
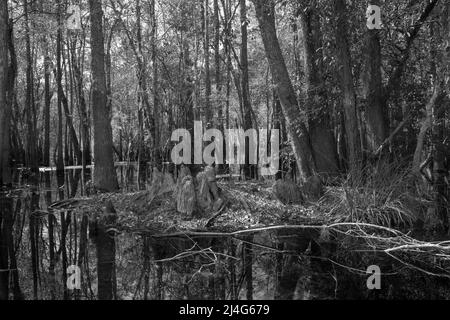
[{"xmin": 317, "ymin": 161, "xmax": 422, "ymax": 228}]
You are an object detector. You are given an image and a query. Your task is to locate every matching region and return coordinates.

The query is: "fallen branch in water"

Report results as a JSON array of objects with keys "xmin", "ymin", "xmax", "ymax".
[
  {"xmin": 138, "ymin": 221, "xmax": 407, "ymax": 239},
  {"xmin": 142, "ymin": 224, "xmax": 324, "ymax": 238}
]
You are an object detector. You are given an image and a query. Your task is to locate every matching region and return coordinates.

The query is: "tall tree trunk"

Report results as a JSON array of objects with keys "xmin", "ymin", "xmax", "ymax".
[
  {"xmin": 0, "ymin": 1, "xmax": 10, "ymax": 299},
  {"xmin": 333, "ymin": 0, "xmax": 362, "ymax": 178},
  {"xmin": 89, "ymin": 0, "xmax": 119, "ymax": 192},
  {"xmin": 363, "ymin": 0, "xmax": 388, "ymax": 151},
  {"xmin": 221, "ymin": 0, "xmax": 232, "ymax": 175},
  {"xmin": 412, "ymin": 89, "xmax": 439, "ymax": 173},
  {"xmin": 272, "ymin": 91, "xmax": 284, "ymax": 180},
  {"xmin": 213, "ymin": 0, "xmax": 221, "ymax": 128},
  {"xmin": 299, "ymin": 8, "xmax": 339, "ymax": 176},
  {"xmin": 252, "ymin": 0, "xmax": 314, "ymax": 181},
  {"xmin": 150, "ymin": 0, "xmax": 161, "ymax": 169},
  {"xmin": 56, "ymin": 74, "xmax": 82, "ymax": 164},
  {"xmin": 240, "ymin": 0, "xmax": 255, "ymax": 179},
  {"xmin": 24, "ymin": 0, "xmax": 41, "ymax": 301},
  {"xmin": 431, "ymin": 2, "xmax": 449, "ymax": 232},
  {"xmin": 56, "ymin": 0, "xmax": 65, "ymax": 200},
  {"xmin": 135, "ymin": 0, "xmax": 147, "ymax": 189},
  {"xmin": 43, "ymin": 40, "xmax": 56, "ymax": 299},
  {"xmin": 222, "ymin": 0, "xmax": 231, "ymax": 131},
  {"xmin": 90, "ymin": 0, "xmax": 119, "ymax": 297},
  {"xmin": 0, "ymin": 0, "xmax": 10, "ymax": 187},
  {"xmin": 24, "ymin": 0, "xmax": 38, "ymax": 182},
  {"xmin": 44, "ymin": 52, "xmax": 51, "ymax": 167},
  {"xmin": 3, "ymin": 17, "xmax": 23, "ymax": 300},
  {"xmin": 204, "ymin": 0, "xmax": 212, "ymax": 126},
  {"xmin": 70, "ymin": 39, "xmax": 91, "ymax": 168},
  {"xmin": 181, "ymin": 37, "xmax": 198, "ymax": 174}
]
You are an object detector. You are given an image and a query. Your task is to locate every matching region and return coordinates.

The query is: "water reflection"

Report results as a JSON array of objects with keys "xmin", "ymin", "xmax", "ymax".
[{"xmin": 2, "ymin": 166, "xmax": 450, "ymax": 300}]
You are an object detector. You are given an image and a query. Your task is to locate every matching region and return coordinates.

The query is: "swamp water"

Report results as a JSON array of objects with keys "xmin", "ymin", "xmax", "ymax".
[{"xmin": 1, "ymin": 166, "xmax": 450, "ymax": 300}]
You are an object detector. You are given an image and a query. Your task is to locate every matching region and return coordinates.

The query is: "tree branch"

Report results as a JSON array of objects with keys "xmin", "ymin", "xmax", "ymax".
[{"xmin": 384, "ymin": 0, "xmax": 440, "ymax": 100}]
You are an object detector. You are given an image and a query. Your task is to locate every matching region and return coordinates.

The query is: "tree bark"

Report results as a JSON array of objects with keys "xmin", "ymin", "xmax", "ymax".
[
  {"xmin": 70, "ymin": 40, "xmax": 91, "ymax": 168},
  {"xmin": 213, "ymin": 0, "xmax": 221, "ymax": 126},
  {"xmin": 150, "ymin": 0, "xmax": 161, "ymax": 168},
  {"xmin": 44, "ymin": 51, "xmax": 51, "ymax": 169},
  {"xmin": 89, "ymin": 0, "xmax": 119, "ymax": 192},
  {"xmin": 0, "ymin": 0, "xmax": 10, "ymax": 187},
  {"xmin": 23, "ymin": 0, "xmax": 38, "ymax": 182},
  {"xmin": 333, "ymin": 0, "xmax": 362, "ymax": 177},
  {"xmin": 204, "ymin": 0, "xmax": 212, "ymax": 126},
  {"xmin": 363, "ymin": 0, "xmax": 388, "ymax": 151},
  {"xmin": 412, "ymin": 88, "xmax": 440, "ymax": 173},
  {"xmin": 252, "ymin": 0, "xmax": 314, "ymax": 180},
  {"xmin": 240, "ymin": 0, "xmax": 255, "ymax": 179},
  {"xmin": 44, "ymin": 36, "xmax": 55, "ymax": 294},
  {"xmin": 431, "ymin": 2, "xmax": 449, "ymax": 232},
  {"xmin": 299, "ymin": 8, "xmax": 339, "ymax": 176}
]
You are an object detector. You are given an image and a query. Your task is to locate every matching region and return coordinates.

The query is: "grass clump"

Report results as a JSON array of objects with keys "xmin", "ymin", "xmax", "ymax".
[{"xmin": 317, "ymin": 161, "xmax": 420, "ymax": 228}]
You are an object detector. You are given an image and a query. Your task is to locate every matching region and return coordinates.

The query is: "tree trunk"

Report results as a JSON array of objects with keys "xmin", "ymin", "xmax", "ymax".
[
  {"xmin": 222, "ymin": 0, "xmax": 231, "ymax": 131},
  {"xmin": 135, "ymin": 0, "xmax": 148, "ymax": 188},
  {"xmin": 45, "ymin": 38, "xmax": 55, "ymax": 297},
  {"xmin": 204, "ymin": 0, "xmax": 212, "ymax": 126},
  {"xmin": 70, "ymin": 40, "xmax": 91, "ymax": 168},
  {"xmin": 431, "ymin": 2, "xmax": 449, "ymax": 232},
  {"xmin": 240, "ymin": 0, "xmax": 255, "ymax": 179},
  {"xmin": 56, "ymin": 0, "xmax": 65, "ymax": 200},
  {"xmin": 89, "ymin": 0, "xmax": 119, "ymax": 192},
  {"xmin": 273, "ymin": 91, "xmax": 283, "ymax": 180},
  {"xmin": 213, "ymin": 0, "xmax": 221, "ymax": 128},
  {"xmin": 150, "ymin": 0, "xmax": 161, "ymax": 169},
  {"xmin": 363, "ymin": 0, "xmax": 388, "ymax": 151},
  {"xmin": 252, "ymin": 0, "xmax": 314, "ymax": 181},
  {"xmin": 0, "ymin": 0, "xmax": 9, "ymax": 187},
  {"xmin": 57, "ymin": 74, "xmax": 82, "ymax": 164},
  {"xmin": 333, "ymin": 0, "xmax": 362, "ymax": 178},
  {"xmin": 412, "ymin": 88, "xmax": 439, "ymax": 173},
  {"xmin": 23, "ymin": 0, "xmax": 38, "ymax": 183},
  {"xmin": 299, "ymin": 8, "xmax": 339, "ymax": 176}
]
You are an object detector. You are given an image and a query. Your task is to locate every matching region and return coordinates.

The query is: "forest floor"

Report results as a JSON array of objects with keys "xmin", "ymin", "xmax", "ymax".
[
  {"xmin": 47, "ymin": 174, "xmax": 423, "ymax": 236},
  {"xmin": 48, "ymin": 179, "xmax": 335, "ymax": 236}
]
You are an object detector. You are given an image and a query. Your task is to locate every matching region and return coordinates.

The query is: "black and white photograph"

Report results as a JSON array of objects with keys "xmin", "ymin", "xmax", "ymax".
[{"xmin": 0, "ymin": 0, "xmax": 449, "ymax": 308}]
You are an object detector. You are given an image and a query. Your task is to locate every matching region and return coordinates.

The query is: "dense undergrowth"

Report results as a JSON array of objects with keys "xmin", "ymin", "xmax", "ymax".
[{"xmin": 317, "ymin": 161, "xmax": 439, "ymax": 232}]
